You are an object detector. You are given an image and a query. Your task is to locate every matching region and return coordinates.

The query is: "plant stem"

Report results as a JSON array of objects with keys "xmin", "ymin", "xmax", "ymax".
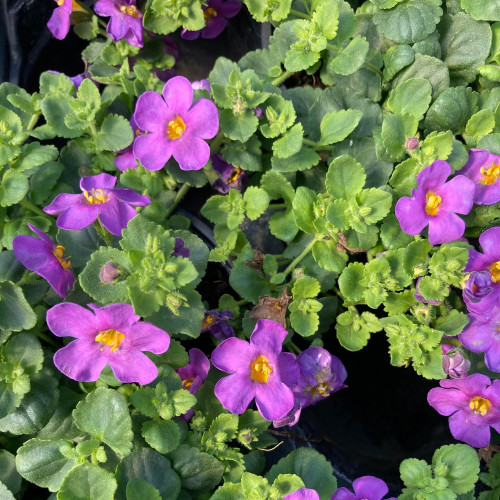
[
  {"xmin": 290, "ymin": 9, "xmax": 309, "ymax": 19},
  {"xmin": 20, "ymin": 199, "xmax": 50, "ymax": 218},
  {"xmin": 89, "ymin": 123, "xmax": 98, "ymax": 139},
  {"xmin": 272, "ymin": 70, "xmax": 294, "ymax": 87},
  {"xmin": 288, "ymin": 341, "xmax": 302, "ymax": 355},
  {"xmin": 36, "ymin": 331, "xmax": 59, "ymax": 348},
  {"xmin": 302, "ymin": 138, "xmax": 336, "ymax": 151},
  {"xmin": 165, "ymin": 184, "xmax": 190, "ymax": 218},
  {"xmin": 279, "ymin": 237, "xmax": 317, "ymax": 277},
  {"xmin": 27, "ymin": 112, "xmax": 40, "ymax": 131},
  {"xmin": 210, "ymin": 130, "xmax": 225, "ymax": 155},
  {"xmin": 95, "ymin": 219, "xmax": 112, "ymax": 246},
  {"xmin": 269, "ymin": 203, "xmax": 287, "ymax": 210}
]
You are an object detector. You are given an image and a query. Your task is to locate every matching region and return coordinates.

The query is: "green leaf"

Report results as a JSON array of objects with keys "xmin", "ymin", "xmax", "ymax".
[
  {"xmin": 465, "ymin": 109, "xmax": 496, "ymax": 141},
  {"xmin": 0, "ymin": 170, "xmax": 29, "ymax": 207},
  {"xmin": 16, "ymin": 438, "xmax": 77, "ymax": 492},
  {"xmin": 381, "ymin": 113, "xmax": 418, "ymax": 160},
  {"xmin": 424, "ymin": 87, "xmax": 478, "ymax": 133},
  {"xmin": 0, "ymin": 450, "xmax": 21, "ymax": 495},
  {"xmin": 126, "ymin": 478, "xmax": 161, "ymax": 500},
  {"xmin": 383, "ymin": 44, "xmax": 415, "ymax": 81},
  {"xmin": 292, "ymin": 187, "xmax": 316, "ymax": 234},
  {"xmin": 386, "ymin": 78, "xmax": 433, "ymax": 121},
  {"xmin": 319, "ymin": 109, "xmax": 363, "ymax": 145},
  {"xmin": 0, "ymin": 281, "xmax": 36, "ymax": 332},
  {"xmin": 381, "ymin": 214, "xmax": 413, "ymax": 250},
  {"xmin": 432, "ymin": 444, "xmax": 480, "ymax": 494},
  {"xmin": 434, "ymin": 311, "xmax": 469, "ymax": 336},
  {"xmin": 441, "ymin": 12, "xmax": 492, "ymax": 85},
  {"xmin": 267, "ymin": 448, "xmax": 337, "ymax": 500},
  {"xmin": 244, "ymin": 187, "xmax": 270, "ymax": 220},
  {"xmin": 271, "ymin": 146, "xmax": 320, "ymax": 172},
  {"xmin": 244, "ymin": 0, "xmax": 292, "ymax": 22},
  {"xmin": 142, "ymin": 420, "xmax": 181, "ymax": 455},
  {"xmin": 336, "ymin": 310, "xmax": 381, "ymax": 351},
  {"xmin": 169, "ymin": 445, "xmax": 225, "ymax": 491},
  {"xmin": 272, "ymin": 123, "xmax": 304, "ymax": 159},
  {"xmin": 400, "ymin": 457, "xmax": 433, "ymax": 488},
  {"xmin": 219, "ymin": 109, "xmax": 259, "ymax": 143},
  {"xmin": 2, "ymin": 332, "xmax": 43, "ymax": 376},
  {"xmin": 222, "ymin": 135, "xmax": 262, "ymax": 172},
  {"xmin": 338, "ymin": 262, "xmax": 365, "ymax": 303},
  {"xmin": 40, "ymin": 95, "xmax": 85, "ymax": 138},
  {"xmin": 96, "ymin": 114, "xmax": 134, "ymax": 152},
  {"xmin": 330, "ymin": 37, "xmax": 370, "ymax": 76},
  {"xmin": 460, "ymin": 0, "xmax": 500, "ymax": 22},
  {"xmin": 357, "ymin": 188, "xmax": 393, "ymax": 225},
  {"xmin": 292, "ymin": 276, "xmax": 320, "ymax": 299},
  {"xmin": 326, "ymin": 155, "xmax": 366, "ymax": 199},
  {"xmin": 373, "ymin": 0, "xmax": 443, "ymax": 44},
  {"xmin": 73, "ymin": 387, "xmax": 133, "ymax": 456},
  {"xmin": 12, "ymin": 142, "xmax": 58, "ymax": 172},
  {"xmin": 312, "ymin": 239, "xmax": 348, "ymax": 273},
  {"xmin": 116, "ymin": 448, "xmax": 181, "ymax": 500},
  {"xmin": 58, "ymin": 463, "xmax": 117, "ymax": 500}
]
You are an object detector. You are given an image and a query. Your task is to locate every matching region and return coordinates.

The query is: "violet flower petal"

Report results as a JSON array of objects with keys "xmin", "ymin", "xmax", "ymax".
[
  {"xmin": 134, "ymin": 91, "xmax": 169, "ymax": 132},
  {"xmin": 80, "ymin": 172, "xmax": 117, "ymax": 191},
  {"xmin": 46, "ymin": 303, "xmax": 98, "ymax": 339},
  {"xmin": 56, "ymin": 202, "xmax": 100, "ymax": 231},
  {"xmin": 250, "ymin": 319, "xmax": 289, "ymax": 356},
  {"xmin": 394, "ymin": 193, "xmax": 429, "ymax": 235},
  {"xmin": 98, "ymin": 197, "xmax": 138, "ymax": 236},
  {"xmin": 283, "ymin": 488, "xmax": 320, "ymax": 500},
  {"xmin": 115, "ymin": 151, "xmax": 137, "ymax": 171},
  {"xmin": 428, "ymin": 211, "xmax": 465, "ymax": 245},
  {"xmin": 214, "ymin": 372, "xmax": 256, "ymax": 413},
  {"xmin": 93, "ymin": 302, "xmax": 140, "ymax": 331},
  {"xmin": 54, "ymin": 340, "xmax": 108, "ymax": 382},
  {"xmin": 427, "ymin": 387, "xmax": 469, "ymax": 415},
  {"xmin": 185, "ymin": 98, "xmax": 220, "ymax": 139},
  {"xmin": 112, "ymin": 188, "xmax": 151, "ymax": 205},
  {"xmin": 330, "ymin": 489, "xmax": 357, "ymax": 500},
  {"xmin": 163, "ymin": 76, "xmax": 193, "ymax": 116},
  {"xmin": 416, "ymin": 160, "xmax": 451, "ymax": 192},
  {"xmin": 134, "ymin": 133, "xmax": 173, "ymax": 171},
  {"xmin": 353, "ymin": 476, "xmax": 389, "ymax": 500},
  {"xmin": 211, "ymin": 337, "xmax": 253, "ymax": 373},
  {"xmin": 448, "ymin": 410, "xmax": 491, "ymax": 448},
  {"xmin": 203, "ymin": 16, "xmax": 228, "ymax": 39},
  {"xmin": 108, "ymin": 350, "xmax": 159, "ymax": 385},
  {"xmin": 436, "ymin": 175, "xmax": 475, "ymax": 214},
  {"xmin": 254, "ymin": 377, "xmax": 294, "ymax": 421},
  {"xmin": 44, "ymin": 193, "xmax": 84, "ymax": 215},
  {"xmin": 125, "ymin": 322, "xmax": 171, "ymax": 354},
  {"xmin": 172, "ymin": 136, "xmax": 211, "ymax": 171},
  {"xmin": 479, "ymin": 226, "xmax": 500, "ymax": 260}
]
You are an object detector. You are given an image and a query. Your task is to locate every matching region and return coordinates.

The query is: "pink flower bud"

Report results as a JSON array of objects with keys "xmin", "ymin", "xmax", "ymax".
[
  {"xmin": 405, "ymin": 137, "xmax": 419, "ymax": 150},
  {"xmin": 99, "ymin": 261, "xmax": 120, "ymax": 284}
]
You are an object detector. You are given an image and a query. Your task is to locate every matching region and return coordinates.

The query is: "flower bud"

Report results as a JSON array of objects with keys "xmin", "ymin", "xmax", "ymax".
[
  {"xmin": 405, "ymin": 137, "xmax": 419, "ymax": 150},
  {"xmin": 442, "ymin": 345, "xmax": 471, "ymax": 379},
  {"xmin": 99, "ymin": 261, "xmax": 120, "ymax": 284},
  {"xmin": 254, "ymin": 107, "xmax": 263, "ymax": 118}
]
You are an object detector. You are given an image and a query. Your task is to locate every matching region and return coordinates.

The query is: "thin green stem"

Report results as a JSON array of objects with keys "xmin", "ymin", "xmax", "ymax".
[
  {"xmin": 210, "ymin": 129, "xmax": 225, "ymax": 155},
  {"xmin": 302, "ymin": 138, "xmax": 336, "ymax": 151},
  {"xmin": 89, "ymin": 123, "xmax": 98, "ymax": 139},
  {"xmin": 288, "ymin": 341, "xmax": 302, "ymax": 355},
  {"xmin": 271, "ymin": 70, "xmax": 294, "ymax": 87},
  {"xmin": 290, "ymin": 9, "xmax": 309, "ymax": 19},
  {"xmin": 27, "ymin": 112, "xmax": 40, "ymax": 131},
  {"xmin": 235, "ymin": 299, "xmax": 248, "ymax": 307},
  {"xmin": 441, "ymin": 338, "xmax": 461, "ymax": 347},
  {"xmin": 279, "ymin": 237, "xmax": 317, "ymax": 278},
  {"xmin": 20, "ymin": 199, "xmax": 50, "ymax": 218},
  {"xmin": 36, "ymin": 331, "xmax": 60, "ymax": 348},
  {"xmin": 269, "ymin": 203, "xmax": 287, "ymax": 210},
  {"xmin": 165, "ymin": 184, "xmax": 190, "ymax": 218},
  {"xmin": 95, "ymin": 219, "xmax": 112, "ymax": 246},
  {"xmin": 16, "ymin": 271, "xmax": 39, "ymax": 287}
]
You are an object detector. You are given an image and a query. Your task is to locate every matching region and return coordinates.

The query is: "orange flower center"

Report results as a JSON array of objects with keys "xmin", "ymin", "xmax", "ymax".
[
  {"xmin": 311, "ymin": 382, "xmax": 332, "ymax": 397},
  {"xmin": 202, "ymin": 314, "xmax": 214, "ymax": 328},
  {"xmin": 469, "ymin": 396, "xmax": 491, "ymax": 416},
  {"xmin": 228, "ymin": 167, "xmax": 243, "ymax": 184},
  {"xmin": 250, "ymin": 355, "xmax": 272, "ymax": 383},
  {"xmin": 83, "ymin": 188, "xmax": 109, "ymax": 205},
  {"xmin": 480, "ymin": 162, "xmax": 500, "ymax": 185},
  {"xmin": 182, "ymin": 377, "xmax": 195, "ymax": 391},
  {"xmin": 95, "ymin": 329, "xmax": 125, "ymax": 352},
  {"xmin": 53, "ymin": 245, "xmax": 71, "ymax": 270},
  {"xmin": 425, "ymin": 191, "xmax": 442, "ymax": 216},
  {"xmin": 490, "ymin": 261, "xmax": 500, "ymax": 283},
  {"xmin": 119, "ymin": 4, "xmax": 140, "ymax": 17},
  {"xmin": 167, "ymin": 116, "xmax": 186, "ymax": 140},
  {"xmin": 204, "ymin": 7, "xmax": 217, "ymax": 24}
]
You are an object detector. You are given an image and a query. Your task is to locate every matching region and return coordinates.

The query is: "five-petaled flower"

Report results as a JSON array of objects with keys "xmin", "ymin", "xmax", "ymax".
[
  {"xmin": 395, "ymin": 161, "xmax": 475, "ymax": 245},
  {"xmin": 211, "ymin": 319, "xmax": 298, "ymax": 421},
  {"xmin": 13, "ymin": 223, "xmax": 75, "ymax": 298},
  {"xmin": 457, "ymin": 148, "xmax": 500, "ymax": 205},
  {"xmin": 43, "ymin": 172, "xmax": 150, "ymax": 236},
  {"xmin": 427, "ymin": 373, "xmax": 500, "ymax": 448},
  {"xmin": 133, "ymin": 76, "xmax": 219, "ymax": 171},
  {"xmin": 331, "ymin": 476, "xmax": 397, "ymax": 500},
  {"xmin": 211, "ymin": 154, "xmax": 248, "ymax": 194},
  {"xmin": 463, "ymin": 226, "xmax": 500, "ymax": 314},
  {"xmin": 93, "ymin": 0, "xmax": 143, "ymax": 47},
  {"xmin": 201, "ymin": 309, "xmax": 235, "ymax": 340},
  {"xmin": 47, "ymin": 302, "xmax": 170, "ymax": 384},
  {"xmin": 181, "ymin": 0, "xmax": 242, "ymax": 40}
]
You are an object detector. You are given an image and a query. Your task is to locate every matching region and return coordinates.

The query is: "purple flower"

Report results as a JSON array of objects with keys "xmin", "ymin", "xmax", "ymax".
[
  {"xmin": 427, "ymin": 373, "xmax": 500, "ymax": 448},
  {"xmin": 441, "ymin": 345, "xmax": 470, "ymax": 379},
  {"xmin": 133, "ymin": 76, "xmax": 219, "ymax": 171},
  {"xmin": 414, "ymin": 277, "xmax": 441, "ymax": 305},
  {"xmin": 274, "ymin": 347, "xmax": 347, "ymax": 428},
  {"xmin": 332, "ymin": 476, "xmax": 397, "ymax": 500},
  {"xmin": 94, "ymin": 0, "xmax": 143, "ymax": 47},
  {"xmin": 464, "ymin": 227, "xmax": 500, "ymax": 314},
  {"xmin": 459, "ymin": 307, "xmax": 500, "ymax": 372},
  {"xmin": 211, "ymin": 319, "xmax": 299, "ymax": 421},
  {"xmin": 201, "ymin": 309, "xmax": 235, "ymax": 341},
  {"xmin": 181, "ymin": 0, "xmax": 242, "ymax": 40},
  {"xmin": 192, "ymin": 79, "xmax": 211, "ymax": 93},
  {"xmin": 172, "ymin": 238, "xmax": 190, "ymax": 258},
  {"xmin": 456, "ymin": 149, "xmax": 500, "ymax": 205},
  {"xmin": 43, "ymin": 173, "xmax": 150, "ymax": 236},
  {"xmin": 47, "ymin": 0, "xmax": 74, "ymax": 40},
  {"xmin": 211, "ymin": 154, "xmax": 248, "ymax": 194},
  {"xmin": 115, "ymin": 116, "xmax": 139, "ymax": 172},
  {"xmin": 47, "ymin": 303, "xmax": 170, "ymax": 384},
  {"xmin": 283, "ymin": 489, "xmax": 319, "ymax": 500},
  {"xmin": 395, "ymin": 161, "xmax": 475, "ymax": 245},
  {"xmin": 12, "ymin": 224, "xmax": 75, "ymax": 298}
]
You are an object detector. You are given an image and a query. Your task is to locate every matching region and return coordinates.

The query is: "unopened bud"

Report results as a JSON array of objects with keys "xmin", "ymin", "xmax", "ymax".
[
  {"xmin": 254, "ymin": 107, "xmax": 263, "ymax": 118},
  {"xmin": 442, "ymin": 345, "xmax": 470, "ymax": 379},
  {"xmin": 405, "ymin": 137, "xmax": 419, "ymax": 150},
  {"xmin": 99, "ymin": 261, "xmax": 120, "ymax": 284}
]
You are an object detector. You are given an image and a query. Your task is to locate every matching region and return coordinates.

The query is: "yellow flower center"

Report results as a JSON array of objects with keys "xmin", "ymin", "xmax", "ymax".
[
  {"xmin": 72, "ymin": 0, "xmax": 87, "ymax": 12},
  {"xmin": 250, "ymin": 355, "xmax": 272, "ymax": 383},
  {"xmin": 83, "ymin": 188, "xmax": 109, "ymax": 205},
  {"xmin": 95, "ymin": 329, "xmax": 125, "ymax": 352},
  {"xmin": 425, "ymin": 191, "xmax": 442, "ymax": 216},
  {"xmin": 204, "ymin": 7, "xmax": 217, "ymax": 24},
  {"xmin": 490, "ymin": 261, "xmax": 500, "ymax": 283},
  {"xmin": 182, "ymin": 377, "xmax": 195, "ymax": 391},
  {"xmin": 228, "ymin": 167, "xmax": 243, "ymax": 185},
  {"xmin": 52, "ymin": 245, "xmax": 71, "ymax": 270},
  {"xmin": 119, "ymin": 4, "xmax": 140, "ymax": 17},
  {"xmin": 480, "ymin": 162, "xmax": 500, "ymax": 185},
  {"xmin": 57, "ymin": 0, "xmax": 65, "ymax": 5},
  {"xmin": 167, "ymin": 116, "xmax": 186, "ymax": 140},
  {"xmin": 469, "ymin": 396, "xmax": 491, "ymax": 416},
  {"xmin": 202, "ymin": 314, "xmax": 214, "ymax": 328},
  {"xmin": 311, "ymin": 382, "xmax": 332, "ymax": 397}
]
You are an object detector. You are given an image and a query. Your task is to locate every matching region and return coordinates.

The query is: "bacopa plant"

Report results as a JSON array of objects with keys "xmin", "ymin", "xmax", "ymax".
[{"xmin": 0, "ymin": 0, "xmax": 499, "ymax": 499}]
